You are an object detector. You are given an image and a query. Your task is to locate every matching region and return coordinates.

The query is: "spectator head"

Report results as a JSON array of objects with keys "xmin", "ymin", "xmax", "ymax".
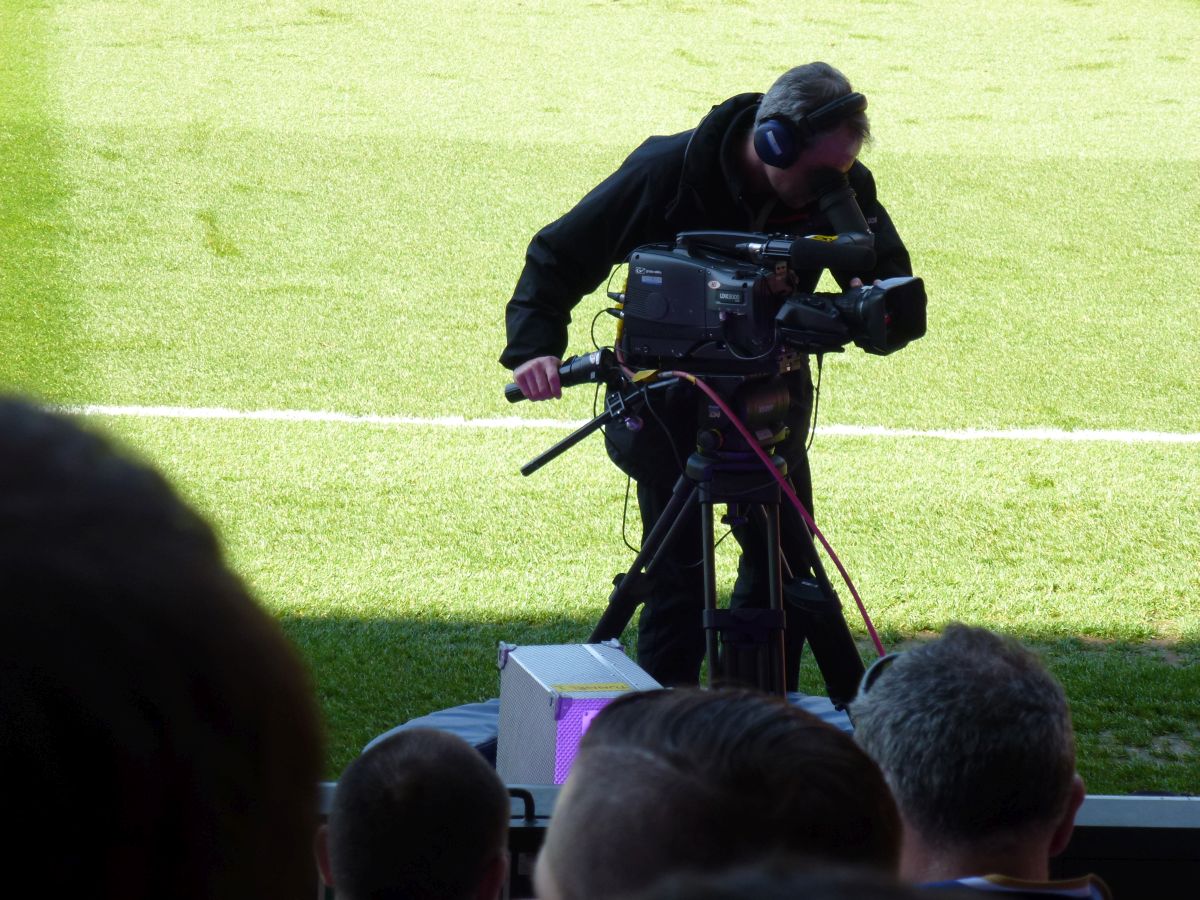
[
  {"xmin": 318, "ymin": 727, "xmax": 510, "ymax": 900},
  {"xmin": 851, "ymin": 624, "xmax": 1085, "ymax": 876},
  {"xmin": 534, "ymin": 687, "xmax": 900, "ymax": 900},
  {"xmin": 627, "ymin": 858, "xmax": 962, "ymax": 900},
  {"xmin": 0, "ymin": 397, "xmax": 324, "ymax": 899}
]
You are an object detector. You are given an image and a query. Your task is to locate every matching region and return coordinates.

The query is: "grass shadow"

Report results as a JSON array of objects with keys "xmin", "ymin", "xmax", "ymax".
[
  {"xmin": 280, "ymin": 612, "xmax": 623, "ymax": 776},
  {"xmin": 287, "ymin": 609, "xmax": 1199, "ymax": 795}
]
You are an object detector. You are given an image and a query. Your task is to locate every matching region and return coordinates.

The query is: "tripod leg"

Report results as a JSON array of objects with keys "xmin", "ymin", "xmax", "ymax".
[
  {"xmin": 762, "ymin": 504, "xmax": 787, "ymax": 696},
  {"xmin": 589, "ymin": 474, "xmax": 698, "ymax": 644},
  {"xmin": 705, "ymin": 501, "xmax": 787, "ymax": 697},
  {"xmin": 760, "ymin": 505, "xmax": 795, "ymax": 583},
  {"xmin": 784, "ymin": 516, "xmax": 866, "ymax": 709},
  {"xmin": 729, "ymin": 505, "xmax": 803, "ymax": 692},
  {"xmin": 701, "ymin": 500, "xmax": 719, "ymax": 685}
]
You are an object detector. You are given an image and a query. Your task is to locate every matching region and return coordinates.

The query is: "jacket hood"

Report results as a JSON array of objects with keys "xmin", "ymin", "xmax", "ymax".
[{"xmin": 665, "ymin": 92, "xmax": 762, "ymax": 226}]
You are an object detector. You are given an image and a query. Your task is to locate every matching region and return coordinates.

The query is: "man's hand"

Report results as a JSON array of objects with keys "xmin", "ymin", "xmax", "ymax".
[{"xmin": 513, "ymin": 356, "xmax": 563, "ymax": 401}]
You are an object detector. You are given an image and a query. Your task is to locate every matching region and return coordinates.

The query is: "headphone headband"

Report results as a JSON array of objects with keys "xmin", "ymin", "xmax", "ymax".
[
  {"xmin": 797, "ymin": 91, "xmax": 868, "ymax": 139},
  {"xmin": 753, "ymin": 91, "xmax": 868, "ymax": 169}
]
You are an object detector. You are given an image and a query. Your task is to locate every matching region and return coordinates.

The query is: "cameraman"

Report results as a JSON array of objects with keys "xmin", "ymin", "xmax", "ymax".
[{"xmin": 501, "ymin": 63, "xmax": 912, "ymax": 694}]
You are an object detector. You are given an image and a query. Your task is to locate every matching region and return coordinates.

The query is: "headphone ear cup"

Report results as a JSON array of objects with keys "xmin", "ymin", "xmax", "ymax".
[{"xmin": 753, "ymin": 117, "xmax": 799, "ymax": 169}]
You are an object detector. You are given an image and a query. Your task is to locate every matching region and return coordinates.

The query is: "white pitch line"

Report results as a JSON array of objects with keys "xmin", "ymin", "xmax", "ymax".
[
  {"xmin": 817, "ymin": 425, "xmax": 1200, "ymax": 444},
  {"xmin": 62, "ymin": 405, "xmax": 1200, "ymax": 444},
  {"xmin": 65, "ymin": 404, "xmax": 576, "ymax": 430}
]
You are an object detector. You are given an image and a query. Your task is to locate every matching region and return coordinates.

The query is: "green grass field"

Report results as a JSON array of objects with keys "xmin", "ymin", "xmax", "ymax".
[{"xmin": 2, "ymin": 0, "xmax": 1197, "ymax": 793}]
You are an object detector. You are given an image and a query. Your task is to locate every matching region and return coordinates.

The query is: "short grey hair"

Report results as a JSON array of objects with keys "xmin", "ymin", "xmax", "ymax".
[
  {"xmin": 757, "ymin": 62, "xmax": 871, "ymax": 143},
  {"xmin": 851, "ymin": 624, "xmax": 1077, "ymax": 846}
]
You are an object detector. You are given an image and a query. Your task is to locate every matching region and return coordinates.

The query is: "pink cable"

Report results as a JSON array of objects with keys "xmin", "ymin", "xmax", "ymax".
[{"xmin": 664, "ymin": 370, "xmax": 887, "ymax": 658}]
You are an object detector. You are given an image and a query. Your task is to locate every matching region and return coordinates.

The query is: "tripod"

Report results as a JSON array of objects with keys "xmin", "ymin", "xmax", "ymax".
[
  {"xmin": 586, "ymin": 377, "xmax": 867, "ymax": 706},
  {"xmin": 512, "ymin": 369, "xmax": 867, "ymax": 706}
]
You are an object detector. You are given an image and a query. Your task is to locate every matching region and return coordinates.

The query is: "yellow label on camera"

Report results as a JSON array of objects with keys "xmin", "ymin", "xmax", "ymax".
[{"xmin": 552, "ymin": 682, "xmax": 631, "ymax": 692}]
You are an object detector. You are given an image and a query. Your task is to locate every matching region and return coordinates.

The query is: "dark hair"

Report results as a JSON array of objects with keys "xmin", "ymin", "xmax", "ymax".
[
  {"xmin": 329, "ymin": 728, "xmax": 510, "ymax": 900},
  {"xmin": 536, "ymin": 688, "xmax": 900, "ymax": 900},
  {"xmin": 851, "ymin": 624, "xmax": 1077, "ymax": 845},
  {"xmin": 757, "ymin": 62, "xmax": 871, "ymax": 144},
  {"xmin": 0, "ymin": 398, "xmax": 323, "ymax": 899}
]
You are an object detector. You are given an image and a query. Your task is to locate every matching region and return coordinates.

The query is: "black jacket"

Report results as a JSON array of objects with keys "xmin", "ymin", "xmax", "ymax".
[{"xmin": 501, "ymin": 92, "xmax": 912, "ymax": 368}]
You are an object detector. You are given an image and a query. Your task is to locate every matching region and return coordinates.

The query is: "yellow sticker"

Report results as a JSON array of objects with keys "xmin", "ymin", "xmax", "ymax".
[
  {"xmin": 552, "ymin": 682, "xmax": 631, "ymax": 692},
  {"xmin": 807, "ymin": 234, "xmax": 838, "ymax": 242}
]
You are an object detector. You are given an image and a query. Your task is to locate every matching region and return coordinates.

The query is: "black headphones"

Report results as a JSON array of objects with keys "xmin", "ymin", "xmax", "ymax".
[{"xmin": 753, "ymin": 91, "xmax": 868, "ymax": 169}]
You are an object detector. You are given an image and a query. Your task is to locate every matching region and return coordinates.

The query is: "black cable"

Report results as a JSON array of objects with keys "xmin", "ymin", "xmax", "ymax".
[
  {"xmin": 724, "ymin": 336, "xmax": 780, "ymax": 363},
  {"xmin": 640, "ymin": 385, "xmax": 687, "ymax": 479},
  {"xmin": 620, "ymin": 473, "xmax": 639, "ymax": 554},
  {"xmin": 588, "ymin": 307, "xmax": 611, "ymax": 355},
  {"xmin": 614, "ymin": 381, "xmax": 700, "ymax": 563},
  {"xmin": 594, "ymin": 380, "xmax": 644, "ymax": 554},
  {"xmin": 806, "ymin": 354, "xmax": 824, "ymax": 452}
]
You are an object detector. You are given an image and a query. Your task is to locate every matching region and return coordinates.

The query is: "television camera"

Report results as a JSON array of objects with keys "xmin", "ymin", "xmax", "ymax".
[
  {"xmin": 614, "ymin": 169, "xmax": 925, "ymax": 373},
  {"xmin": 615, "ymin": 229, "xmax": 925, "ymax": 373},
  {"xmin": 502, "ymin": 171, "xmax": 927, "ymax": 700}
]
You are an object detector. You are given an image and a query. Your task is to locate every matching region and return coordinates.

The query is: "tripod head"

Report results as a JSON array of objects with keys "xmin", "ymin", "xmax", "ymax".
[{"xmin": 691, "ymin": 371, "xmax": 794, "ymax": 459}]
